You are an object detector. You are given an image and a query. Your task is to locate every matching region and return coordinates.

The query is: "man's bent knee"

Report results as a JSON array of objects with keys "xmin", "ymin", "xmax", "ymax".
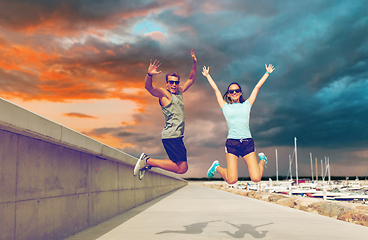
[
  {"xmin": 177, "ymin": 169, "xmax": 188, "ymax": 174},
  {"xmin": 175, "ymin": 162, "xmax": 188, "ymax": 174},
  {"xmin": 176, "ymin": 167, "xmax": 188, "ymax": 174}
]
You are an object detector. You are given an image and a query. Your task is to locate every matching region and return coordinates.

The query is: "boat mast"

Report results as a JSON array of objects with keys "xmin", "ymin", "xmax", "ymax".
[
  {"xmin": 315, "ymin": 158, "xmax": 318, "ymax": 182},
  {"xmin": 310, "ymin": 153, "xmax": 314, "ymax": 182},
  {"xmin": 275, "ymin": 149, "xmax": 279, "ymax": 183},
  {"xmin": 324, "ymin": 157, "xmax": 328, "ymax": 182},
  {"xmin": 289, "ymin": 155, "xmax": 293, "ymax": 181},
  {"xmin": 321, "ymin": 159, "xmax": 324, "ymax": 182},
  {"xmin": 295, "ymin": 137, "xmax": 298, "ymax": 186},
  {"xmin": 328, "ymin": 157, "xmax": 331, "ymax": 184}
]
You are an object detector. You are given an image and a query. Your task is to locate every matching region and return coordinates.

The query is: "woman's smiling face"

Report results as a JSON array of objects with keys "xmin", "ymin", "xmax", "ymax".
[{"xmin": 227, "ymin": 84, "xmax": 242, "ymax": 103}]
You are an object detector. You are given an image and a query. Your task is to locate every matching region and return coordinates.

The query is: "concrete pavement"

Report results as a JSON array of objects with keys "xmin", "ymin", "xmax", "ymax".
[{"xmin": 65, "ymin": 182, "xmax": 368, "ymax": 240}]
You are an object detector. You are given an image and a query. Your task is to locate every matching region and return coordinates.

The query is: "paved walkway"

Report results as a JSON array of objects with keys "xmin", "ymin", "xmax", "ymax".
[{"xmin": 66, "ymin": 182, "xmax": 368, "ymax": 240}]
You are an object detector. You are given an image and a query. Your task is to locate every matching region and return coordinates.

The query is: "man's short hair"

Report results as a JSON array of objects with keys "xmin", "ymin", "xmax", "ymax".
[{"xmin": 166, "ymin": 72, "xmax": 180, "ymax": 82}]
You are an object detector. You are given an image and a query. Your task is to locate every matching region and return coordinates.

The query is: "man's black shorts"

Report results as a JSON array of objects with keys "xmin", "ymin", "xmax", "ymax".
[
  {"xmin": 162, "ymin": 137, "xmax": 187, "ymax": 163},
  {"xmin": 225, "ymin": 138, "xmax": 255, "ymax": 157}
]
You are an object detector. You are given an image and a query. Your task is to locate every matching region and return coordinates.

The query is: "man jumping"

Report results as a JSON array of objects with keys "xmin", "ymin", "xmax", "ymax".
[{"xmin": 133, "ymin": 50, "xmax": 197, "ymax": 179}]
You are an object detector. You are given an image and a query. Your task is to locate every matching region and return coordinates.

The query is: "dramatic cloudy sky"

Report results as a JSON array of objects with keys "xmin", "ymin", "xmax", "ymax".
[{"xmin": 1, "ymin": 0, "xmax": 368, "ymax": 179}]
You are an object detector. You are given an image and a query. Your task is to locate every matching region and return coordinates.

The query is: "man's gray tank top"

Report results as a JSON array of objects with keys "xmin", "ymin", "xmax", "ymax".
[{"xmin": 160, "ymin": 90, "xmax": 185, "ymax": 139}]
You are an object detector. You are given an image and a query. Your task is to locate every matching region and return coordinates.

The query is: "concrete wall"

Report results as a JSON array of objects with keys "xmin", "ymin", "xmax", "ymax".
[{"xmin": 0, "ymin": 97, "xmax": 187, "ymax": 240}]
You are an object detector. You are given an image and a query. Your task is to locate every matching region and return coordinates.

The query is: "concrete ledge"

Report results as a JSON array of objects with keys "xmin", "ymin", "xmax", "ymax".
[
  {"xmin": 0, "ymin": 97, "xmax": 62, "ymax": 141},
  {"xmin": 0, "ymin": 97, "xmax": 182, "ymax": 180},
  {"xmin": 0, "ymin": 97, "xmax": 187, "ymax": 240}
]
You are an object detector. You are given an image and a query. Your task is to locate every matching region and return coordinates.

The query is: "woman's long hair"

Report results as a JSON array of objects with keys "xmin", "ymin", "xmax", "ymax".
[{"xmin": 223, "ymin": 82, "xmax": 245, "ymax": 104}]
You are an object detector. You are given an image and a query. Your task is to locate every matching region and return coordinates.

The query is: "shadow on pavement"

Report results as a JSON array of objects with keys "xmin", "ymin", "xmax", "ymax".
[
  {"xmin": 220, "ymin": 221, "xmax": 273, "ymax": 239},
  {"xmin": 156, "ymin": 220, "xmax": 273, "ymax": 238},
  {"xmin": 156, "ymin": 220, "xmax": 221, "ymax": 234}
]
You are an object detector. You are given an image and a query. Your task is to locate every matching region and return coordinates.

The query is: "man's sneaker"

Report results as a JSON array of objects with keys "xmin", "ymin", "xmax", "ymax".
[
  {"xmin": 258, "ymin": 152, "xmax": 268, "ymax": 167},
  {"xmin": 133, "ymin": 153, "xmax": 150, "ymax": 176},
  {"xmin": 207, "ymin": 160, "xmax": 220, "ymax": 178},
  {"xmin": 138, "ymin": 165, "xmax": 152, "ymax": 180}
]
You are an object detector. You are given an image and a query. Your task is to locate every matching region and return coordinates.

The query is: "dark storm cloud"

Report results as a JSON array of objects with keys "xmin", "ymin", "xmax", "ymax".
[
  {"xmin": 257, "ymin": 1, "xmax": 368, "ymax": 149},
  {"xmin": 0, "ymin": 68, "xmax": 42, "ymax": 97},
  {"xmin": 253, "ymin": 80, "xmax": 368, "ymax": 149},
  {"xmin": 56, "ymin": 35, "xmax": 163, "ymax": 75},
  {"xmin": 186, "ymin": 0, "xmax": 368, "ymax": 151},
  {"xmin": 0, "ymin": 0, "xmax": 157, "ymax": 32}
]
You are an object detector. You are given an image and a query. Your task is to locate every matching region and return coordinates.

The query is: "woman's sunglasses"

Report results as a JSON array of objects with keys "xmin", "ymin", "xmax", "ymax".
[
  {"xmin": 228, "ymin": 89, "xmax": 241, "ymax": 94},
  {"xmin": 168, "ymin": 80, "xmax": 180, "ymax": 85}
]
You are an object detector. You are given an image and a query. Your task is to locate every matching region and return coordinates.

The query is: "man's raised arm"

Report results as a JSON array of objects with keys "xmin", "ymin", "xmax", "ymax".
[
  {"xmin": 145, "ymin": 59, "xmax": 163, "ymax": 97},
  {"xmin": 180, "ymin": 49, "xmax": 197, "ymax": 93}
]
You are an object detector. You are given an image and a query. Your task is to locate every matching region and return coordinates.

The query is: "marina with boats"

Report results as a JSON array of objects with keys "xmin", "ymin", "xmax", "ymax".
[
  {"xmin": 234, "ymin": 137, "xmax": 368, "ymax": 203},
  {"xmin": 257, "ymin": 178, "xmax": 368, "ymax": 202},
  {"xmin": 234, "ymin": 175, "xmax": 368, "ymax": 203}
]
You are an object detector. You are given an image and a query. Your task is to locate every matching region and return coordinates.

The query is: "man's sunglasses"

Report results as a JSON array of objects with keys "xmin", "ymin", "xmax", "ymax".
[
  {"xmin": 228, "ymin": 89, "xmax": 241, "ymax": 94},
  {"xmin": 168, "ymin": 80, "xmax": 180, "ymax": 85}
]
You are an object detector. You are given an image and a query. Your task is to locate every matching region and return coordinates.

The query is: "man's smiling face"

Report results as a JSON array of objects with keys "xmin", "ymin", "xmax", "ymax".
[{"xmin": 166, "ymin": 76, "xmax": 180, "ymax": 94}]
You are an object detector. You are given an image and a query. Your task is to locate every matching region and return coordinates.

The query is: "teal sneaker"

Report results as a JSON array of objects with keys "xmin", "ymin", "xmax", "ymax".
[
  {"xmin": 207, "ymin": 160, "xmax": 220, "ymax": 178},
  {"xmin": 258, "ymin": 152, "xmax": 268, "ymax": 167}
]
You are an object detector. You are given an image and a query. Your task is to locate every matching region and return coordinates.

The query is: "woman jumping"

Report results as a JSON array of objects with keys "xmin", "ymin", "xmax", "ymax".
[{"xmin": 202, "ymin": 64, "xmax": 275, "ymax": 184}]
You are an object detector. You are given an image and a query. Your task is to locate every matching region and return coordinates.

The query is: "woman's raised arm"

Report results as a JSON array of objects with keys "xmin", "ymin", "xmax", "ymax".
[
  {"xmin": 202, "ymin": 66, "xmax": 225, "ymax": 109},
  {"xmin": 248, "ymin": 64, "xmax": 275, "ymax": 106}
]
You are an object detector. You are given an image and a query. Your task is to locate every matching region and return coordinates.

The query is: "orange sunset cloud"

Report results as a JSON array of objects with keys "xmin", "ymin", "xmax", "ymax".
[{"xmin": 63, "ymin": 112, "xmax": 97, "ymax": 119}]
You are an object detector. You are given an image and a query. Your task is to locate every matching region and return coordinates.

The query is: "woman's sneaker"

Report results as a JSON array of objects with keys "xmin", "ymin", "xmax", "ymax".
[
  {"xmin": 133, "ymin": 153, "xmax": 150, "ymax": 176},
  {"xmin": 258, "ymin": 152, "xmax": 268, "ymax": 167},
  {"xmin": 207, "ymin": 160, "xmax": 220, "ymax": 178}
]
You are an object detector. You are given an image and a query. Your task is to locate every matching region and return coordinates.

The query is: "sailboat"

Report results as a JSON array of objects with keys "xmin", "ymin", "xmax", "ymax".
[{"xmin": 363, "ymin": 168, "xmax": 368, "ymax": 190}]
